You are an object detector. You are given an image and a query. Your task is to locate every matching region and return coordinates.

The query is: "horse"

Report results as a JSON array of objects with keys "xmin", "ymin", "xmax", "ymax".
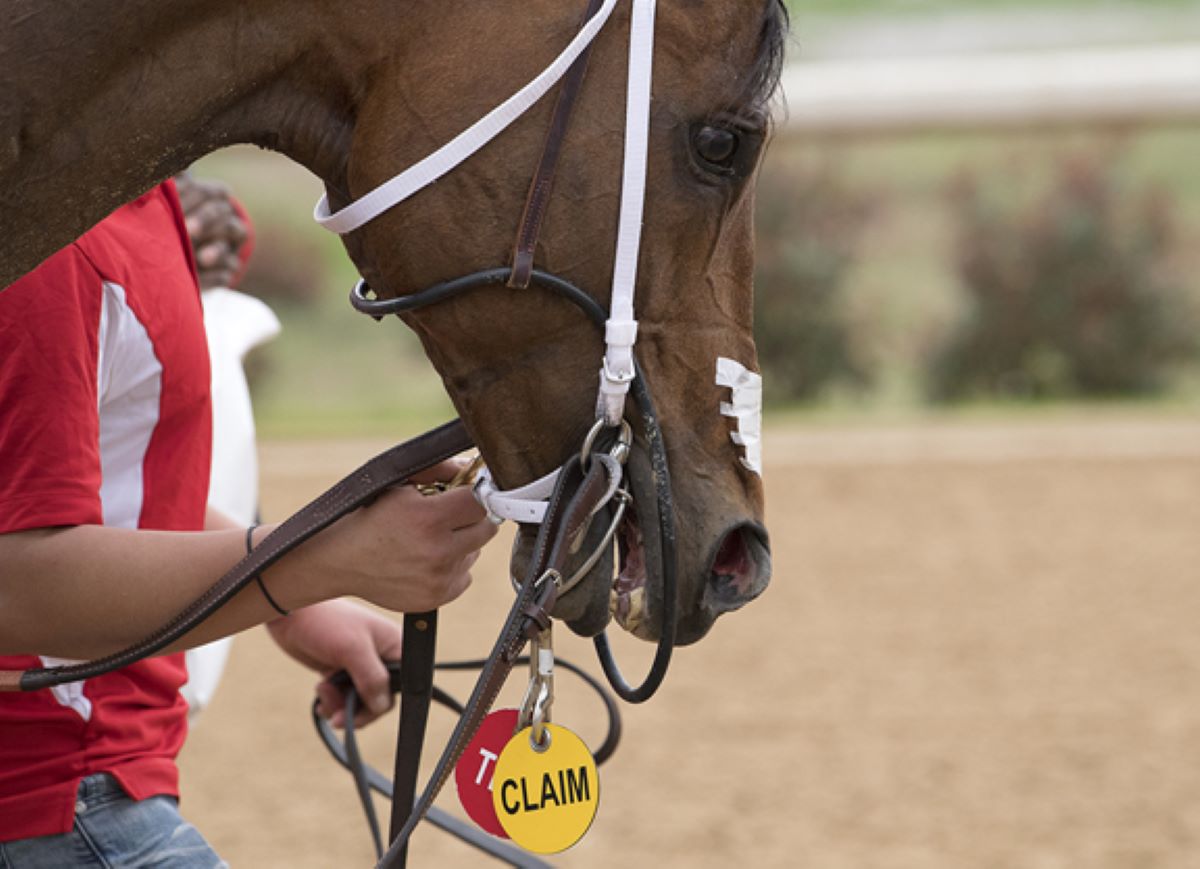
[{"xmin": 0, "ymin": 0, "xmax": 786, "ymax": 654}]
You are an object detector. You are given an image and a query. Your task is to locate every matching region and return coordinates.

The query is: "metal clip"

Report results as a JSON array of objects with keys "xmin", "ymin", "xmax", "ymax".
[
  {"xmin": 518, "ymin": 626, "xmax": 555, "ymax": 750},
  {"xmin": 415, "ymin": 453, "xmax": 485, "ymax": 496},
  {"xmin": 580, "ymin": 418, "xmax": 633, "ymax": 472}
]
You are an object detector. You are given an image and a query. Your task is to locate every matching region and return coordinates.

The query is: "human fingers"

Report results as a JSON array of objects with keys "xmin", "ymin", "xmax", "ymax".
[
  {"xmin": 333, "ymin": 646, "xmax": 395, "ymax": 726},
  {"xmin": 408, "ymin": 457, "xmax": 475, "ymax": 487},
  {"xmin": 316, "ymin": 678, "xmax": 386, "ymax": 729},
  {"xmin": 452, "ymin": 515, "xmax": 501, "ymax": 553},
  {"xmin": 194, "ymin": 244, "xmax": 241, "ymax": 290},
  {"xmin": 197, "ymin": 248, "xmax": 239, "ymax": 278},
  {"xmin": 177, "ymin": 176, "xmax": 231, "ymax": 212},
  {"xmin": 315, "ymin": 678, "xmax": 345, "ymax": 725},
  {"xmin": 349, "ymin": 660, "xmax": 395, "ymax": 727},
  {"xmin": 187, "ymin": 198, "xmax": 246, "ymax": 246},
  {"xmin": 434, "ymin": 561, "xmax": 475, "ymax": 608},
  {"xmin": 419, "ymin": 485, "xmax": 489, "ymax": 530},
  {"xmin": 196, "ymin": 241, "xmax": 232, "ymax": 268},
  {"xmin": 174, "ymin": 174, "xmax": 207, "ymax": 213}
]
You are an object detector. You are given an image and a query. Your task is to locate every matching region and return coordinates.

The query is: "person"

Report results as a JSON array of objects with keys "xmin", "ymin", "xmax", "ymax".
[
  {"xmin": 176, "ymin": 173, "xmax": 280, "ymax": 720},
  {"xmin": 0, "ymin": 178, "xmax": 498, "ymax": 867}
]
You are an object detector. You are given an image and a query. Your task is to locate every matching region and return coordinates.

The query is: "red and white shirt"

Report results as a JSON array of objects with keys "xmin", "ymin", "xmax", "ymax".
[{"xmin": 0, "ymin": 182, "xmax": 212, "ymax": 841}]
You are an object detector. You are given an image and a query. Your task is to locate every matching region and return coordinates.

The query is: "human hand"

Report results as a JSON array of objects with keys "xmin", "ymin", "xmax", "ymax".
[
  {"xmin": 266, "ymin": 599, "xmax": 402, "ymax": 728},
  {"xmin": 286, "ymin": 459, "xmax": 499, "ymax": 612},
  {"xmin": 175, "ymin": 173, "xmax": 250, "ymax": 290}
]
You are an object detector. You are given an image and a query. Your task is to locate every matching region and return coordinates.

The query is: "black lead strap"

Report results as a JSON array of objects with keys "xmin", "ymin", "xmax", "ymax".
[{"xmin": 390, "ymin": 611, "xmax": 440, "ymax": 863}]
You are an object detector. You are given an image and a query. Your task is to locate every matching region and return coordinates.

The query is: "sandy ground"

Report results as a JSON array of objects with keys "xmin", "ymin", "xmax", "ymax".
[{"xmin": 178, "ymin": 416, "xmax": 1200, "ymax": 868}]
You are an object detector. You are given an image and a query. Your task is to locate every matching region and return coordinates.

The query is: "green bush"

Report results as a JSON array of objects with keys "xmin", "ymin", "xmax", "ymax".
[
  {"xmin": 754, "ymin": 158, "xmax": 874, "ymax": 403},
  {"xmin": 929, "ymin": 151, "xmax": 1199, "ymax": 401}
]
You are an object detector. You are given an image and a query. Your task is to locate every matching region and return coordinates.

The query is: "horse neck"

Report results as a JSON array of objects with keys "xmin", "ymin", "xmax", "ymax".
[{"xmin": 0, "ymin": 0, "xmax": 388, "ymax": 285}]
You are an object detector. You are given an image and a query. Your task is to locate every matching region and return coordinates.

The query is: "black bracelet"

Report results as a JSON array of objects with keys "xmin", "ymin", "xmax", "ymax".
[{"xmin": 246, "ymin": 523, "xmax": 289, "ymax": 618}]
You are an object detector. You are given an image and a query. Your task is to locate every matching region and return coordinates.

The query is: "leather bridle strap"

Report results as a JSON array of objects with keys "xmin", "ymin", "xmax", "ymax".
[
  {"xmin": 508, "ymin": 0, "xmax": 606, "ymax": 289},
  {"xmin": 388, "ymin": 610, "xmax": 439, "ymax": 864},
  {"xmin": 0, "ymin": 421, "xmax": 475, "ymax": 693},
  {"xmin": 379, "ymin": 454, "xmax": 614, "ymax": 869}
]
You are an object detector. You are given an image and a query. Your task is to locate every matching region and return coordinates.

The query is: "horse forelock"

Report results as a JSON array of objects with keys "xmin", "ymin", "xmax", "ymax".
[
  {"xmin": 744, "ymin": 0, "xmax": 790, "ymax": 112},
  {"xmin": 689, "ymin": 0, "xmax": 788, "ymax": 121}
]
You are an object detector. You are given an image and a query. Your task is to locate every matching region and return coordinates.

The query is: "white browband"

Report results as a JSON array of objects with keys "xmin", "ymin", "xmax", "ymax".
[{"xmin": 315, "ymin": 0, "xmax": 657, "ymax": 523}]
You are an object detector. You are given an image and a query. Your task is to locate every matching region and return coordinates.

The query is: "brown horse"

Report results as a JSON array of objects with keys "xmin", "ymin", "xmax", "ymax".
[{"xmin": 0, "ymin": 1, "xmax": 786, "ymax": 647}]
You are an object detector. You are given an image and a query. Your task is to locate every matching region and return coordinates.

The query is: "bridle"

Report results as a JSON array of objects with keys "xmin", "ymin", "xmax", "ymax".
[
  {"xmin": 327, "ymin": 0, "xmax": 678, "ymax": 705},
  {"xmin": 315, "ymin": 0, "xmax": 653, "ymax": 428},
  {"xmin": 325, "ymin": 1, "xmax": 681, "ymax": 863},
  {"xmin": 0, "ymin": 1, "xmax": 680, "ymax": 866}
]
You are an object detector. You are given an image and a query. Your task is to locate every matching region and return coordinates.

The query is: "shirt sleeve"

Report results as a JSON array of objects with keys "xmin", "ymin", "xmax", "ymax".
[{"xmin": 0, "ymin": 246, "xmax": 105, "ymax": 533}]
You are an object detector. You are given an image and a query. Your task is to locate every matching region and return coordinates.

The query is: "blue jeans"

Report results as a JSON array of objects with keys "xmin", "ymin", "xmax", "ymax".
[{"xmin": 0, "ymin": 774, "xmax": 226, "ymax": 868}]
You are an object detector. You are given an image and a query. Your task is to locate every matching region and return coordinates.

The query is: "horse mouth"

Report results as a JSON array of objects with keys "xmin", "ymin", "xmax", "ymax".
[
  {"xmin": 507, "ymin": 442, "xmax": 661, "ymax": 639},
  {"xmin": 610, "ymin": 505, "xmax": 651, "ymax": 638}
]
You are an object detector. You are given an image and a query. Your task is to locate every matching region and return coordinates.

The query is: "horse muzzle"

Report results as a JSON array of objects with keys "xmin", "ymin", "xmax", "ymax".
[{"xmin": 702, "ymin": 522, "xmax": 771, "ymax": 614}]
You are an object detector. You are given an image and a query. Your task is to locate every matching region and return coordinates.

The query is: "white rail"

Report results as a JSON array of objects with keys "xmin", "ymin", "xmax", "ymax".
[{"xmin": 780, "ymin": 43, "xmax": 1200, "ymax": 134}]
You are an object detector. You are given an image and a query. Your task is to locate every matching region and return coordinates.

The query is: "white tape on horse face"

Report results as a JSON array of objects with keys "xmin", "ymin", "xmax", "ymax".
[{"xmin": 716, "ymin": 357, "xmax": 763, "ymax": 476}]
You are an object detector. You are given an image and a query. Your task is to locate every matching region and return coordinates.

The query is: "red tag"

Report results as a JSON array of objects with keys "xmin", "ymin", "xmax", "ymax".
[{"xmin": 455, "ymin": 708, "xmax": 520, "ymax": 838}]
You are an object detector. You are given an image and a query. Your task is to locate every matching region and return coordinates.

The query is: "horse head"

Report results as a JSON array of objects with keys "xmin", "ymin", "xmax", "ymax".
[{"xmin": 327, "ymin": 0, "xmax": 787, "ymax": 646}]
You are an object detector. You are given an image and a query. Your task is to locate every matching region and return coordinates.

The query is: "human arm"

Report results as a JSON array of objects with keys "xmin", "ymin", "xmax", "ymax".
[
  {"xmin": 0, "ymin": 465, "xmax": 496, "ymax": 660},
  {"xmin": 207, "ymin": 503, "xmax": 410, "ymax": 725},
  {"xmin": 267, "ymin": 600, "xmax": 405, "ymax": 726}
]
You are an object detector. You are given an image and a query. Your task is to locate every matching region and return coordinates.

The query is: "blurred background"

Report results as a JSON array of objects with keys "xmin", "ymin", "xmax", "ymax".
[
  {"xmin": 194, "ymin": 0, "xmax": 1200, "ymax": 433},
  {"xmin": 181, "ymin": 2, "xmax": 1200, "ymax": 866}
]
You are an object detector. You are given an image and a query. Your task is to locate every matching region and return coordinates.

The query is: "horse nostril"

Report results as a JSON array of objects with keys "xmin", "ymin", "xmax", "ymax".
[{"xmin": 706, "ymin": 524, "xmax": 771, "ymax": 613}]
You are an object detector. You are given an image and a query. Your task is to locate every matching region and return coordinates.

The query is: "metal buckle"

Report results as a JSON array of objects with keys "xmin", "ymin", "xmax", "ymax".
[{"xmin": 601, "ymin": 358, "xmax": 636, "ymax": 386}]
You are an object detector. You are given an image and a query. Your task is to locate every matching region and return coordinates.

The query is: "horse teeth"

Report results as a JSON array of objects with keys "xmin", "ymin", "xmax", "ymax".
[
  {"xmin": 624, "ymin": 588, "xmax": 645, "ymax": 633},
  {"xmin": 611, "ymin": 515, "xmax": 649, "ymax": 635},
  {"xmin": 611, "ymin": 587, "xmax": 645, "ymax": 634}
]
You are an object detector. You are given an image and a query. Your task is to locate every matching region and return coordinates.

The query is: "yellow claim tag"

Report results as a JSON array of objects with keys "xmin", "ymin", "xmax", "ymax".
[{"xmin": 491, "ymin": 724, "xmax": 599, "ymax": 854}]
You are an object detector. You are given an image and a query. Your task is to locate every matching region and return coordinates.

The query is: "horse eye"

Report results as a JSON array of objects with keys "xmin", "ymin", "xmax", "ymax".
[{"xmin": 693, "ymin": 126, "xmax": 740, "ymax": 169}]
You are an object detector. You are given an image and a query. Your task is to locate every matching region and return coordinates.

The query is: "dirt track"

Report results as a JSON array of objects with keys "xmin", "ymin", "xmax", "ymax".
[{"xmin": 178, "ymin": 416, "xmax": 1200, "ymax": 868}]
